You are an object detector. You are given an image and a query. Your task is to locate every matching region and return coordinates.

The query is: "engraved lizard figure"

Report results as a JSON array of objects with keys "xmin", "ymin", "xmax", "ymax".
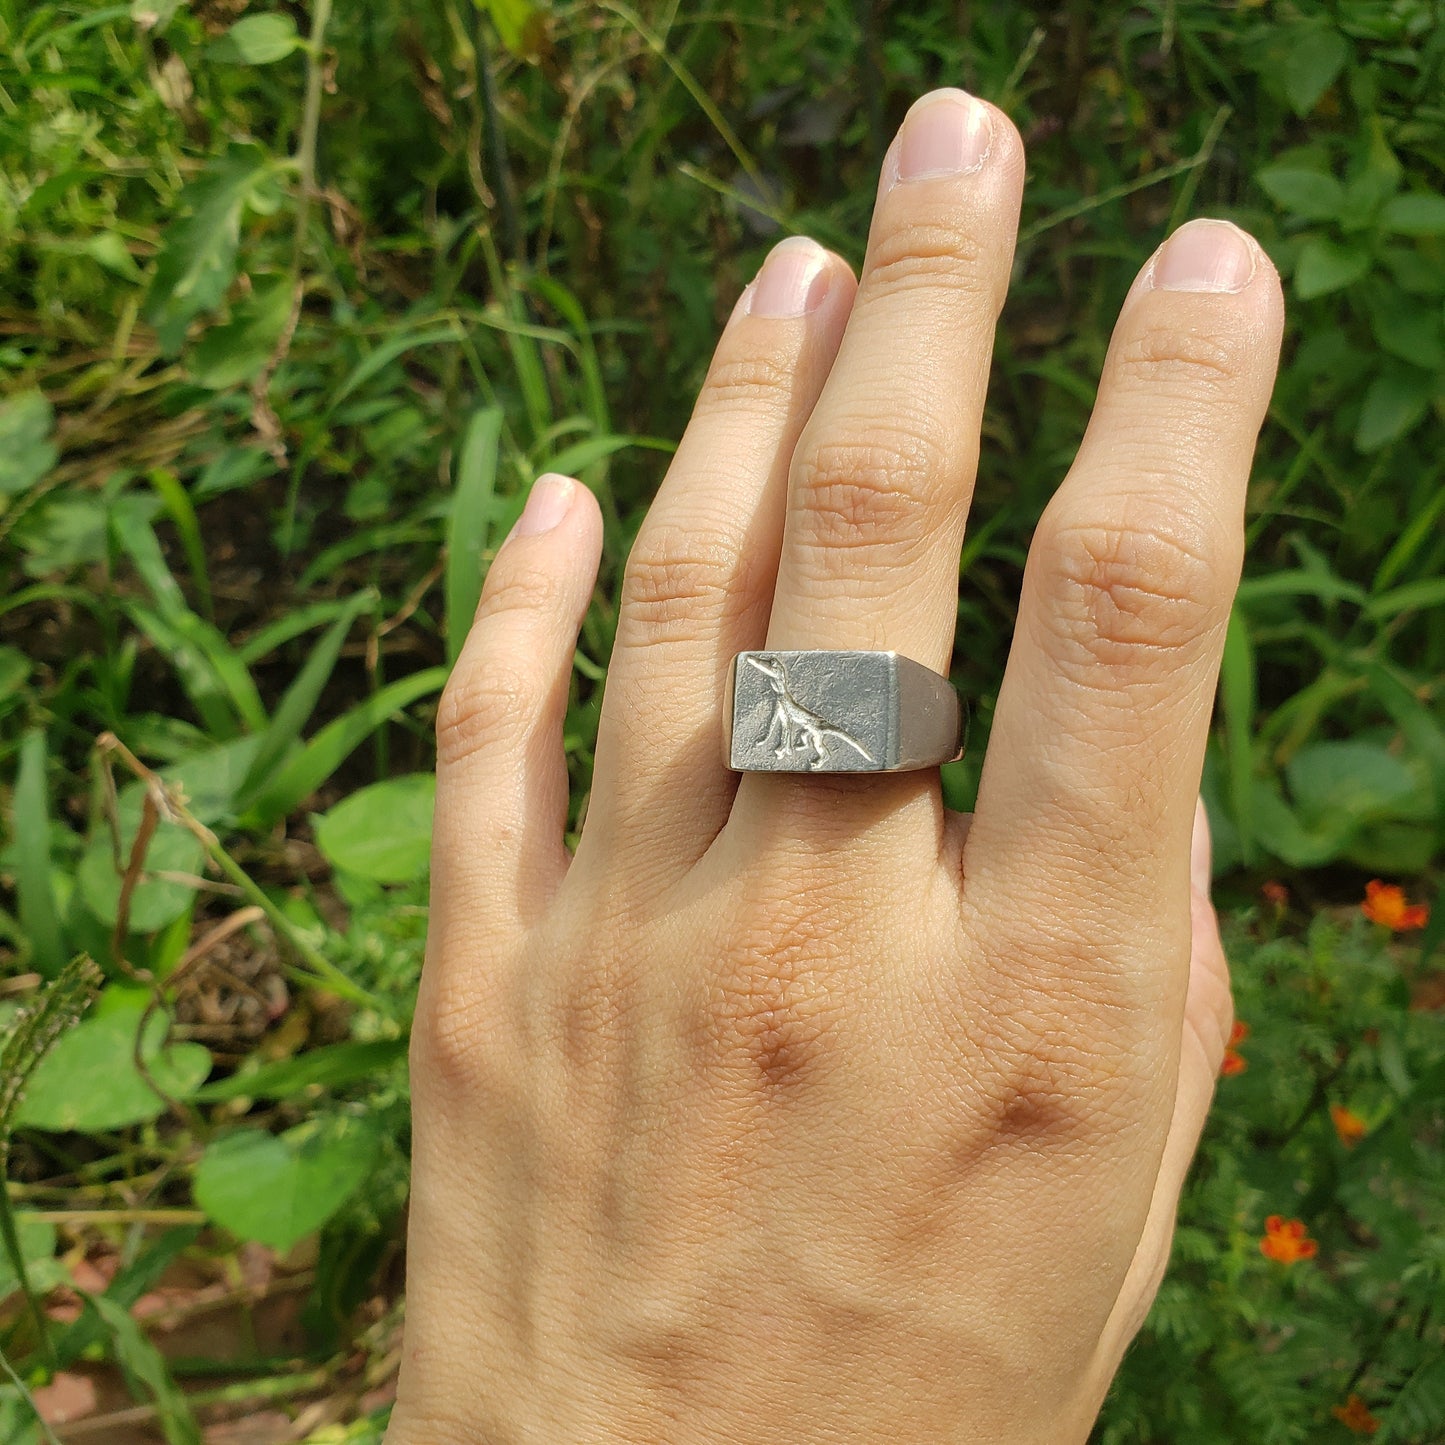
[{"xmin": 745, "ymin": 654, "xmax": 876, "ymax": 769}]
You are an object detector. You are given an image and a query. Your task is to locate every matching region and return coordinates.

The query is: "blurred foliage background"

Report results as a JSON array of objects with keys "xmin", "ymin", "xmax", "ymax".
[{"xmin": 0, "ymin": 1, "xmax": 1442, "ymax": 1441}]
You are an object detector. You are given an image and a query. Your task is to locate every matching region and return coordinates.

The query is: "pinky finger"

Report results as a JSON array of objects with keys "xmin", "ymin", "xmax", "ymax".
[{"xmin": 430, "ymin": 473, "xmax": 603, "ymax": 937}]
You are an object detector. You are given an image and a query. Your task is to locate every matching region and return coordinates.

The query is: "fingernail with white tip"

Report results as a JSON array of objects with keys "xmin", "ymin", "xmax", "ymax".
[{"xmin": 508, "ymin": 473, "xmax": 576, "ymax": 541}]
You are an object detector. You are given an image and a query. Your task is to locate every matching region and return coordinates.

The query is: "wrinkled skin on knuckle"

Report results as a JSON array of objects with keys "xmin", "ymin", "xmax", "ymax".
[
  {"xmin": 694, "ymin": 347, "xmax": 805, "ymax": 420},
  {"xmin": 618, "ymin": 522, "xmax": 754, "ymax": 643},
  {"xmin": 684, "ymin": 883, "xmax": 858, "ymax": 1098},
  {"xmin": 1030, "ymin": 499, "xmax": 1237, "ymax": 678},
  {"xmin": 789, "ymin": 421, "xmax": 954, "ymax": 557},
  {"xmin": 411, "ymin": 952, "xmax": 518, "ymax": 1101},
  {"xmin": 1108, "ymin": 320, "xmax": 1250, "ymax": 404},
  {"xmin": 862, "ymin": 218, "xmax": 998, "ymax": 310},
  {"xmin": 435, "ymin": 657, "xmax": 538, "ymax": 765}
]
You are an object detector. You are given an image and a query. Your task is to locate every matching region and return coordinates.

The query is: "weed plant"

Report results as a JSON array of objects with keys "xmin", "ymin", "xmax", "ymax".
[{"xmin": 0, "ymin": 2, "xmax": 1441, "ymax": 1441}]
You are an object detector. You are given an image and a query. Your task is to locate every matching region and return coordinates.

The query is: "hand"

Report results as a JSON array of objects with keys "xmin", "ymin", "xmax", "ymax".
[{"xmin": 388, "ymin": 88, "xmax": 1282, "ymax": 1444}]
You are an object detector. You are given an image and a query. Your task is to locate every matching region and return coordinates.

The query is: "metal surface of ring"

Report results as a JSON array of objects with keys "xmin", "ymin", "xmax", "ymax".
[{"xmin": 724, "ymin": 650, "xmax": 963, "ymax": 774}]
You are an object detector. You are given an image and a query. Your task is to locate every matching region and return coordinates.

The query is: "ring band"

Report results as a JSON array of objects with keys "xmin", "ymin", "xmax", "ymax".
[{"xmin": 724, "ymin": 650, "xmax": 963, "ymax": 774}]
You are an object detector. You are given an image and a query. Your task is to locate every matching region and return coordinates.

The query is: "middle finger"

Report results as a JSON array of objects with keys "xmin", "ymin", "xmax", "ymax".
[{"xmin": 762, "ymin": 88, "xmax": 1024, "ymax": 672}]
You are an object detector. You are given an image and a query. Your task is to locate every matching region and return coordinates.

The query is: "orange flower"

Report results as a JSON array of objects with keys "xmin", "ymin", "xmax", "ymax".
[
  {"xmin": 1361, "ymin": 880, "xmax": 1430, "ymax": 931},
  {"xmin": 1221, "ymin": 1019, "xmax": 1249, "ymax": 1076},
  {"xmin": 1331, "ymin": 1104, "xmax": 1368, "ymax": 1148},
  {"xmin": 1332, "ymin": 1394, "xmax": 1380, "ymax": 1435},
  {"xmin": 1260, "ymin": 1214, "xmax": 1318, "ymax": 1264},
  {"xmin": 1261, "ymin": 880, "xmax": 1289, "ymax": 907}
]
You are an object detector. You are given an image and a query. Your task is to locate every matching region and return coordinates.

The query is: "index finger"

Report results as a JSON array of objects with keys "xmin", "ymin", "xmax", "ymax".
[{"xmin": 964, "ymin": 219, "xmax": 1283, "ymax": 1005}]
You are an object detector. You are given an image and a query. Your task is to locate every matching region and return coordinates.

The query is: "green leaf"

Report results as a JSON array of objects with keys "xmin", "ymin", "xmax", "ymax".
[
  {"xmin": 12, "ymin": 731, "xmax": 65, "ymax": 978},
  {"xmin": 15, "ymin": 995, "xmax": 210, "ymax": 1132},
  {"xmin": 1379, "ymin": 191, "xmax": 1445, "ymax": 236},
  {"xmin": 0, "ymin": 392, "xmax": 59, "ymax": 496},
  {"xmin": 76, "ymin": 783, "xmax": 206, "ymax": 933},
  {"xmin": 447, "ymin": 408, "xmax": 503, "ymax": 664},
  {"xmin": 194, "ymin": 1114, "xmax": 381, "ymax": 1252},
  {"xmin": 195, "ymin": 1038, "xmax": 407, "ymax": 1102},
  {"xmin": 1286, "ymin": 740, "xmax": 1424, "ymax": 831},
  {"xmin": 143, "ymin": 147, "xmax": 272, "ymax": 354},
  {"xmin": 236, "ymin": 590, "xmax": 377, "ymax": 808},
  {"xmin": 1220, "ymin": 607, "xmax": 1256, "ymax": 867},
  {"xmin": 1354, "ymin": 369, "xmax": 1433, "ymax": 453},
  {"xmin": 1283, "ymin": 26, "xmax": 1348, "ymax": 116},
  {"xmin": 0, "ymin": 1214, "xmax": 61, "ymax": 1302},
  {"xmin": 315, "ymin": 774, "xmax": 435, "ymax": 883},
  {"xmin": 1252, "ymin": 779, "xmax": 1343, "ymax": 867},
  {"xmin": 1256, "ymin": 165, "xmax": 1344, "ymax": 221},
  {"xmin": 90, "ymin": 1293, "xmax": 200, "ymax": 1445},
  {"xmin": 1294, "ymin": 236, "xmax": 1370, "ymax": 299},
  {"xmin": 215, "ymin": 13, "xmax": 302, "ymax": 65},
  {"xmin": 473, "ymin": 0, "xmax": 547, "ymax": 57},
  {"xmin": 186, "ymin": 273, "xmax": 294, "ymax": 389},
  {"xmin": 245, "ymin": 668, "xmax": 448, "ymax": 826}
]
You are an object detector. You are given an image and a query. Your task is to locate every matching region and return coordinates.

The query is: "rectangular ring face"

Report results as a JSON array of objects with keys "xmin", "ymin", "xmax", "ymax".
[{"xmin": 727, "ymin": 650, "xmax": 895, "ymax": 772}]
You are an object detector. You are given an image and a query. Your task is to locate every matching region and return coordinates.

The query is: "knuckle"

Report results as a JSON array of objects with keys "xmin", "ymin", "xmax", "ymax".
[
  {"xmin": 1032, "ymin": 500, "xmax": 1236, "ymax": 672},
  {"xmin": 410, "ymin": 965, "xmax": 514, "ymax": 1098},
  {"xmin": 1110, "ymin": 321, "xmax": 1249, "ymax": 402},
  {"xmin": 687, "ymin": 892, "xmax": 851, "ymax": 1097},
  {"xmin": 618, "ymin": 522, "xmax": 753, "ymax": 640},
  {"xmin": 863, "ymin": 219, "xmax": 996, "ymax": 308},
  {"xmin": 435, "ymin": 657, "xmax": 538, "ymax": 764},
  {"xmin": 791, "ymin": 421, "xmax": 955, "ymax": 554},
  {"xmin": 695, "ymin": 348, "xmax": 803, "ymax": 418}
]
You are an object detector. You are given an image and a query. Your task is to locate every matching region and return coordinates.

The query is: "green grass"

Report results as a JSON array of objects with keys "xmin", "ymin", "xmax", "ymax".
[{"xmin": 0, "ymin": 1, "xmax": 1442, "ymax": 1440}]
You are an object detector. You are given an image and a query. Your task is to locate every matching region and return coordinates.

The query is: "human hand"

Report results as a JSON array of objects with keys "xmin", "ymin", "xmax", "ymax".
[{"xmin": 388, "ymin": 87, "xmax": 1282, "ymax": 1444}]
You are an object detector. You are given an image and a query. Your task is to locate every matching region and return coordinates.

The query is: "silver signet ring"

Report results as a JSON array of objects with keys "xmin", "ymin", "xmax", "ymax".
[{"xmin": 724, "ymin": 650, "xmax": 963, "ymax": 774}]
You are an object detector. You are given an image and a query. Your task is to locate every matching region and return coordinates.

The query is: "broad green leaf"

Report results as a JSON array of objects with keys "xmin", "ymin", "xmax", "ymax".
[
  {"xmin": 1251, "ymin": 779, "xmax": 1343, "ymax": 867},
  {"xmin": 164, "ymin": 736, "xmax": 263, "ymax": 825},
  {"xmin": 1285, "ymin": 740, "xmax": 1424, "ymax": 830},
  {"xmin": 144, "ymin": 147, "xmax": 272, "ymax": 353},
  {"xmin": 196, "ymin": 1038, "xmax": 407, "ymax": 1102},
  {"xmin": 0, "ymin": 392, "xmax": 58, "ymax": 496},
  {"xmin": 12, "ymin": 731, "xmax": 65, "ymax": 978},
  {"xmin": 194, "ymin": 1115, "xmax": 381, "ymax": 1251},
  {"xmin": 1256, "ymin": 165, "xmax": 1344, "ymax": 221},
  {"xmin": 446, "ymin": 408, "xmax": 502, "ymax": 664},
  {"xmin": 76, "ymin": 782, "xmax": 206, "ymax": 933},
  {"xmin": 15, "ymin": 996, "xmax": 211, "ymax": 1132},
  {"xmin": 216, "ymin": 13, "xmax": 302, "ymax": 65},
  {"xmin": 473, "ymin": 0, "xmax": 547, "ymax": 57},
  {"xmin": 1354, "ymin": 369, "xmax": 1432, "ymax": 453},
  {"xmin": 315, "ymin": 774, "xmax": 435, "ymax": 882},
  {"xmin": 1379, "ymin": 191, "xmax": 1445, "ymax": 236},
  {"xmin": 186, "ymin": 273, "xmax": 294, "ymax": 389},
  {"xmin": 1283, "ymin": 26, "xmax": 1348, "ymax": 116},
  {"xmin": 1294, "ymin": 236, "xmax": 1370, "ymax": 299},
  {"xmin": 0, "ymin": 1214, "xmax": 64, "ymax": 1301}
]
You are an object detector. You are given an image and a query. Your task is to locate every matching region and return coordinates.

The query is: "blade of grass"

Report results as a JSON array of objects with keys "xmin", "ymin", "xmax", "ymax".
[
  {"xmin": 12, "ymin": 730, "xmax": 65, "ymax": 980},
  {"xmin": 147, "ymin": 468, "xmax": 212, "ymax": 622},
  {"xmin": 447, "ymin": 407, "xmax": 502, "ymax": 665},
  {"xmin": 236, "ymin": 589, "xmax": 377, "ymax": 806},
  {"xmin": 244, "ymin": 667, "xmax": 449, "ymax": 827}
]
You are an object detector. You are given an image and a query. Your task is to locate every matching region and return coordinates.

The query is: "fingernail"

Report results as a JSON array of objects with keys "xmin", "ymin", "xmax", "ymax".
[
  {"xmin": 893, "ymin": 88, "xmax": 992, "ymax": 185},
  {"xmin": 745, "ymin": 236, "xmax": 831, "ymax": 318},
  {"xmin": 508, "ymin": 473, "xmax": 575, "ymax": 540},
  {"xmin": 1191, "ymin": 797, "xmax": 1213, "ymax": 895},
  {"xmin": 1150, "ymin": 219, "xmax": 1257, "ymax": 294}
]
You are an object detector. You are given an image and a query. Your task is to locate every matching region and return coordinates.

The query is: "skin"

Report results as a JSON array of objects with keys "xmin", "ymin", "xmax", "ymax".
[{"xmin": 386, "ymin": 89, "xmax": 1284, "ymax": 1444}]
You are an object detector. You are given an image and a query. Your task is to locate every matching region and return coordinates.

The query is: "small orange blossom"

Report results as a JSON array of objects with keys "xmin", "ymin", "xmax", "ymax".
[
  {"xmin": 1260, "ymin": 1214, "xmax": 1318, "ymax": 1264},
  {"xmin": 1361, "ymin": 880, "xmax": 1429, "ymax": 931},
  {"xmin": 1331, "ymin": 1103, "xmax": 1368, "ymax": 1148},
  {"xmin": 1332, "ymin": 1394, "xmax": 1380, "ymax": 1435},
  {"xmin": 1221, "ymin": 1019, "xmax": 1249, "ymax": 1077}
]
